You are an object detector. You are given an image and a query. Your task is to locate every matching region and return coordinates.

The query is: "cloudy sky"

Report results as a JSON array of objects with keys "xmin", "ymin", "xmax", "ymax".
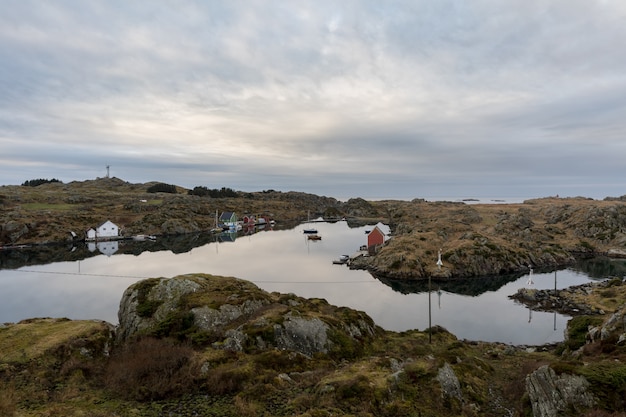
[{"xmin": 1, "ymin": 1, "xmax": 625, "ymax": 200}]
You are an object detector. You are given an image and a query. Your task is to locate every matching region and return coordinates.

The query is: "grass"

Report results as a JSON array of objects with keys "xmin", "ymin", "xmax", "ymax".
[
  {"xmin": 20, "ymin": 203, "xmax": 74, "ymax": 211},
  {"xmin": 0, "ymin": 309, "xmax": 618, "ymax": 416},
  {"xmin": 0, "ymin": 318, "xmax": 108, "ymax": 363}
]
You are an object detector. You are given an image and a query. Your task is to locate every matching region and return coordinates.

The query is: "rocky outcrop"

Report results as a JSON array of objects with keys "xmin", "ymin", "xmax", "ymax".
[
  {"xmin": 587, "ymin": 304, "xmax": 626, "ymax": 344},
  {"xmin": 1, "ymin": 220, "xmax": 30, "ymax": 243},
  {"xmin": 509, "ymin": 284, "xmax": 604, "ymax": 316},
  {"xmin": 116, "ymin": 273, "xmax": 379, "ymax": 358},
  {"xmin": 117, "ymin": 275, "xmax": 205, "ymax": 342},
  {"xmin": 526, "ymin": 365, "xmax": 595, "ymax": 417}
]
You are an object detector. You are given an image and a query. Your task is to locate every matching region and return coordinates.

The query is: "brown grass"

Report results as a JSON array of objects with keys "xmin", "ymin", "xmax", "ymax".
[
  {"xmin": 0, "ymin": 383, "xmax": 16, "ymax": 417},
  {"xmin": 104, "ymin": 336, "xmax": 200, "ymax": 401}
]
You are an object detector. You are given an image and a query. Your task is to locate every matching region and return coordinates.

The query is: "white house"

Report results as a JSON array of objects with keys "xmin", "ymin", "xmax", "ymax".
[
  {"xmin": 86, "ymin": 220, "xmax": 120, "ymax": 240},
  {"xmin": 97, "ymin": 220, "xmax": 119, "ymax": 237}
]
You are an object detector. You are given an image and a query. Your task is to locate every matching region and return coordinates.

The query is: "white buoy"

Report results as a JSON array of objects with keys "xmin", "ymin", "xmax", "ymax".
[{"xmin": 526, "ymin": 265, "xmax": 534, "ymax": 286}]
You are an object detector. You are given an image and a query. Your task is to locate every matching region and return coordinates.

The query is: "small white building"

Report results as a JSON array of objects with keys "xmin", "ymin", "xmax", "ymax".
[{"xmin": 86, "ymin": 220, "xmax": 119, "ymax": 240}]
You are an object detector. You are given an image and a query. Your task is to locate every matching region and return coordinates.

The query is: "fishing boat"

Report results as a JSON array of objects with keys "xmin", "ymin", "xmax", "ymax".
[
  {"xmin": 303, "ymin": 210, "xmax": 318, "ymax": 234},
  {"xmin": 210, "ymin": 210, "xmax": 222, "ymax": 233},
  {"xmin": 332, "ymin": 254, "xmax": 349, "ymax": 264},
  {"xmin": 307, "ymin": 234, "xmax": 322, "ymax": 240}
]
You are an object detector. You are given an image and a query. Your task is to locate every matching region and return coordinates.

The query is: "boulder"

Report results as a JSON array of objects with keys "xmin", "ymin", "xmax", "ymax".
[
  {"xmin": 116, "ymin": 273, "xmax": 379, "ymax": 358},
  {"xmin": 526, "ymin": 365, "xmax": 595, "ymax": 417},
  {"xmin": 2, "ymin": 220, "xmax": 29, "ymax": 243},
  {"xmin": 436, "ymin": 362, "xmax": 462, "ymax": 402}
]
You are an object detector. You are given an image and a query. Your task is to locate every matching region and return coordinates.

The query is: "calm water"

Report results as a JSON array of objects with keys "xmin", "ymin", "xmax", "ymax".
[{"xmin": 0, "ymin": 221, "xmax": 620, "ymax": 345}]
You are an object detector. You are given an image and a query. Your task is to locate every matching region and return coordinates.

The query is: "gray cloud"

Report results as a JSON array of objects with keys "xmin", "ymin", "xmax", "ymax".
[{"xmin": 1, "ymin": 1, "xmax": 625, "ymax": 199}]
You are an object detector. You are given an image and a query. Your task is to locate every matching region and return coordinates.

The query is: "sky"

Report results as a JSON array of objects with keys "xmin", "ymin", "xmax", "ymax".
[{"xmin": 1, "ymin": 1, "xmax": 626, "ymax": 201}]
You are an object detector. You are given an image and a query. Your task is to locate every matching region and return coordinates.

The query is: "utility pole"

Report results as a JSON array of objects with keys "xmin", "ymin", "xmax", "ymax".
[
  {"xmin": 428, "ymin": 273, "xmax": 432, "ymax": 344},
  {"xmin": 106, "ymin": 165, "xmax": 110, "ymax": 178}
]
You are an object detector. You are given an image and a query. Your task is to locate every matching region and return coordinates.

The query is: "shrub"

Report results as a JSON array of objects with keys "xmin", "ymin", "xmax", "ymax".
[
  {"xmin": 147, "ymin": 182, "xmax": 177, "ymax": 193},
  {"xmin": 579, "ymin": 362, "xmax": 626, "ymax": 411},
  {"xmin": 21, "ymin": 178, "xmax": 61, "ymax": 187},
  {"xmin": 104, "ymin": 337, "xmax": 199, "ymax": 401},
  {"xmin": 188, "ymin": 186, "xmax": 238, "ymax": 198},
  {"xmin": 205, "ymin": 362, "xmax": 253, "ymax": 395},
  {"xmin": 565, "ymin": 316, "xmax": 604, "ymax": 351}
]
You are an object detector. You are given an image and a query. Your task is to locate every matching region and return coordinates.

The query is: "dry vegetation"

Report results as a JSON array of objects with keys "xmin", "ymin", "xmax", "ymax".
[
  {"xmin": 0, "ymin": 317, "xmax": 554, "ymax": 416},
  {"xmin": 0, "ymin": 177, "xmax": 347, "ymax": 245},
  {"xmin": 3, "ymin": 178, "xmax": 626, "ymax": 283},
  {"xmin": 4, "ymin": 178, "xmax": 626, "ymax": 415},
  {"xmin": 361, "ymin": 197, "xmax": 626, "ymax": 280},
  {"xmin": 2, "ymin": 277, "xmax": 626, "ymax": 416}
]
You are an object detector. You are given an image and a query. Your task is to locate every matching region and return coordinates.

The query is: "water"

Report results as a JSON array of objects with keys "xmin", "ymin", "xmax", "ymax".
[{"xmin": 0, "ymin": 221, "xmax": 619, "ymax": 345}]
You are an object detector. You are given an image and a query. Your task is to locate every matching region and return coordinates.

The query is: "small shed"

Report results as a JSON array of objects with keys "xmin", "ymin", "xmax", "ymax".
[
  {"xmin": 86, "ymin": 228, "xmax": 97, "ymax": 241},
  {"xmin": 367, "ymin": 226, "xmax": 386, "ymax": 253}
]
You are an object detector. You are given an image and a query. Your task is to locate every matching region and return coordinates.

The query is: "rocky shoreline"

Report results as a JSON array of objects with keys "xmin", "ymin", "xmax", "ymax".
[
  {"xmin": 4, "ymin": 178, "xmax": 626, "ymax": 282},
  {"xmin": 4, "ymin": 272, "xmax": 626, "ymax": 416},
  {"xmin": 509, "ymin": 281, "xmax": 610, "ymax": 316}
]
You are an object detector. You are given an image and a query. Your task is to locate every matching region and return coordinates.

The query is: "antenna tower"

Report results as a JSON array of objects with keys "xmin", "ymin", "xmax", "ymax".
[{"xmin": 106, "ymin": 165, "xmax": 110, "ymax": 178}]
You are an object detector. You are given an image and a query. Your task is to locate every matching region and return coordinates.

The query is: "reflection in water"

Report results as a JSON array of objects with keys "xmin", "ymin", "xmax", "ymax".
[
  {"xmin": 1, "ymin": 222, "xmax": 624, "ymax": 345},
  {"xmin": 374, "ymin": 272, "xmax": 525, "ymax": 296}
]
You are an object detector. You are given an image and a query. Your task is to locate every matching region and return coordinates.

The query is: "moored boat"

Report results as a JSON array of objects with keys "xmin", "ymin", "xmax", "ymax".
[{"xmin": 332, "ymin": 254, "xmax": 349, "ymax": 264}]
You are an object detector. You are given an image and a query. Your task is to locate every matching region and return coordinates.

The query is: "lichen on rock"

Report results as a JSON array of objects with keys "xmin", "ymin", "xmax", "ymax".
[
  {"xmin": 116, "ymin": 273, "xmax": 379, "ymax": 358},
  {"xmin": 526, "ymin": 365, "xmax": 595, "ymax": 417}
]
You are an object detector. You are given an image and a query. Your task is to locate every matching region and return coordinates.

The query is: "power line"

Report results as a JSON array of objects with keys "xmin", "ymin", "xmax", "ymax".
[{"xmin": 5, "ymin": 269, "xmax": 377, "ymax": 284}]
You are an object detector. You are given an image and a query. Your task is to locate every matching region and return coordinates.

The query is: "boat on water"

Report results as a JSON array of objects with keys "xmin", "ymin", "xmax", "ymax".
[
  {"xmin": 332, "ymin": 254, "xmax": 349, "ymax": 264},
  {"xmin": 210, "ymin": 210, "xmax": 223, "ymax": 233},
  {"xmin": 303, "ymin": 210, "xmax": 318, "ymax": 234},
  {"xmin": 132, "ymin": 234, "xmax": 156, "ymax": 241},
  {"xmin": 307, "ymin": 234, "xmax": 322, "ymax": 240}
]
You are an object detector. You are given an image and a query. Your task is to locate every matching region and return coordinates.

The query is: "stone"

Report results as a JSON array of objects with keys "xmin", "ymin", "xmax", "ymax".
[
  {"xmin": 436, "ymin": 362, "xmax": 462, "ymax": 402},
  {"xmin": 116, "ymin": 274, "xmax": 378, "ymax": 358},
  {"xmin": 526, "ymin": 365, "xmax": 595, "ymax": 417}
]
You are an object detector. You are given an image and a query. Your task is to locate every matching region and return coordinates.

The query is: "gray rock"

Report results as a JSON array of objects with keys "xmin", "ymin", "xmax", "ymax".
[
  {"xmin": 436, "ymin": 362, "xmax": 462, "ymax": 402},
  {"xmin": 526, "ymin": 365, "xmax": 595, "ymax": 417},
  {"xmin": 3, "ymin": 220, "xmax": 29, "ymax": 242},
  {"xmin": 192, "ymin": 299, "xmax": 268, "ymax": 332},
  {"xmin": 273, "ymin": 314, "xmax": 330, "ymax": 356},
  {"xmin": 116, "ymin": 276, "xmax": 202, "ymax": 342},
  {"xmin": 116, "ymin": 274, "xmax": 378, "ymax": 358},
  {"xmin": 219, "ymin": 329, "xmax": 248, "ymax": 351}
]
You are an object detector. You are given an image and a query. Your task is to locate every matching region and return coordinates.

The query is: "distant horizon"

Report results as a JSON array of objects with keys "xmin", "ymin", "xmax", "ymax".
[{"xmin": 3, "ymin": 175, "xmax": 620, "ymax": 203}]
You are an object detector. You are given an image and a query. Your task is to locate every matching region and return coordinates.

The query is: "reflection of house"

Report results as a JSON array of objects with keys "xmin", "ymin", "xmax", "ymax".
[
  {"xmin": 86, "ymin": 220, "xmax": 120, "ymax": 241},
  {"xmin": 87, "ymin": 240, "xmax": 119, "ymax": 256},
  {"xmin": 367, "ymin": 226, "xmax": 385, "ymax": 254},
  {"xmin": 219, "ymin": 230, "xmax": 238, "ymax": 242}
]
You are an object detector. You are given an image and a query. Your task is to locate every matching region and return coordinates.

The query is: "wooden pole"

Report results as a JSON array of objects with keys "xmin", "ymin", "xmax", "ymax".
[{"xmin": 428, "ymin": 274, "xmax": 432, "ymax": 344}]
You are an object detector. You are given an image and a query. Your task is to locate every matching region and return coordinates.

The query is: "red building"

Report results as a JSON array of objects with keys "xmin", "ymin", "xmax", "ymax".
[{"xmin": 367, "ymin": 226, "xmax": 385, "ymax": 253}]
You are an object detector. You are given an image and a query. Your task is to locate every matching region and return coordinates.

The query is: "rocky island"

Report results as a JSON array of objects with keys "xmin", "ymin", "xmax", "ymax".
[{"xmin": 3, "ymin": 177, "xmax": 626, "ymax": 416}]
